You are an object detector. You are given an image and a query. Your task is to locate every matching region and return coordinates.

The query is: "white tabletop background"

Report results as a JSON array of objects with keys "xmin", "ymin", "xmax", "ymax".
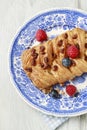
[{"xmin": 1, "ymin": 0, "xmax": 87, "ymax": 130}]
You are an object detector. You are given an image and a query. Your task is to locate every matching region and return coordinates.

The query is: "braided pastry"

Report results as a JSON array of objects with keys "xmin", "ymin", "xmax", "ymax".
[{"xmin": 21, "ymin": 28, "xmax": 87, "ymax": 93}]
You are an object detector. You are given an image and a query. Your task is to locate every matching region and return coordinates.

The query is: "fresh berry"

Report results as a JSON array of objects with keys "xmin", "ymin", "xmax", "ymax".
[
  {"xmin": 66, "ymin": 85, "xmax": 77, "ymax": 96},
  {"xmin": 74, "ymin": 92, "xmax": 79, "ymax": 97},
  {"xmin": 67, "ymin": 45, "xmax": 79, "ymax": 59},
  {"xmin": 62, "ymin": 58, "xmax": 72, "ymax": 67},
  {"xmin": 35, "ymin": 29, "xmax": 47, "ymax": 42},
  {"xmin": 49, "ymin": 89, "xmax": 61, "ymax": 99}
]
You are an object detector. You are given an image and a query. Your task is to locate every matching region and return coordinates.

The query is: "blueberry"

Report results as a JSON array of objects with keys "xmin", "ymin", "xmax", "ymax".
[
  {"xmin": 49, "ymin": 89, "xmax": 61, "ymax": 99},
  {"xmin": 74, "ymin": 92, "xmax": 79, "ymax": 97},
  {"xmin": 62, "ymin": 58, "xmax": 72, "ymax": 67}
]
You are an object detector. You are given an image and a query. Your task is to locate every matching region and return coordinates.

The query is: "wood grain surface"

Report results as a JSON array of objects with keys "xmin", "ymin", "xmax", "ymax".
[{"xmin": 0, "ymin": 0, "xmax": 87, "ymax": 130}]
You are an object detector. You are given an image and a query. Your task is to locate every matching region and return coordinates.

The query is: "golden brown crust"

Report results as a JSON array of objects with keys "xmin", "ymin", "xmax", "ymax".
[{"xmin": 21, "ymin": 28, "xmax": 87, "ymax": 93}]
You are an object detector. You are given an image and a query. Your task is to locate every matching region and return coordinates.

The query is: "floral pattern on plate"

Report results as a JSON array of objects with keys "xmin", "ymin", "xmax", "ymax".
[{"xmin": 10, "ymin": 9, "xmax": 87, "ymax": 116}]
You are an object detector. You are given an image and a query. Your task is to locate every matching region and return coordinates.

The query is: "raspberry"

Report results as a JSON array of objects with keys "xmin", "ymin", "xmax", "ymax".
[
  {"xmin": 67, "ymin": 45, "xmax": 79, "ymax": 59},
  {"xmin": 66, "ymin": 85, "xmax": 77, "ymax": 96},
  {"xmin": 35, "ymin": 29, "xmax": 47, "ymax": 42}
]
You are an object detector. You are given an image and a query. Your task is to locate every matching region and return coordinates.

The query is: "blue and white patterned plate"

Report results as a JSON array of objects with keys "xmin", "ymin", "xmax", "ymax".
[{"xmin": 10, "ymin": 8, "xmax": 87, "ymax": 117}]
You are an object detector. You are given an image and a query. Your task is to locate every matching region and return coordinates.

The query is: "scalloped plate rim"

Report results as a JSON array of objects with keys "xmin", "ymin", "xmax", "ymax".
[{"xmin": 9, "ymin": 7, "xmax": 87, "ymax": 117}]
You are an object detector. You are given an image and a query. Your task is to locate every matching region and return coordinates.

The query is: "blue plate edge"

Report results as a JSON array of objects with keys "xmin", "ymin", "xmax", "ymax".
[{"xmin": 9, "ymin": 7, "xmax": 87, "ymax": 117}]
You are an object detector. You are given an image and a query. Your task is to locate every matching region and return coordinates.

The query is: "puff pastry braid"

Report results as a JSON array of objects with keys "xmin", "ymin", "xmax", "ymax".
[{"xmin": 21, "ymin": 28, "xmax": 87, "ymax": 93}]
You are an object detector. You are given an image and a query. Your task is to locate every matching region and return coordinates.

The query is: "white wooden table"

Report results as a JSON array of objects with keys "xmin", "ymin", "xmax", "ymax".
[{"xmin": 1, "ymin": 0, "xmax": 87, "ymax": 130}]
